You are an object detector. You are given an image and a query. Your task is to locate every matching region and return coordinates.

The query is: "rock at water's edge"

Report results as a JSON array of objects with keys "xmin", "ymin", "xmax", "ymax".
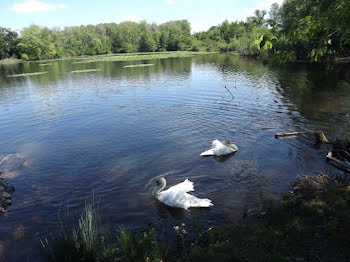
[{"xmin": 0, "ymin": 178, "xmax": 15, "ymax": 213}]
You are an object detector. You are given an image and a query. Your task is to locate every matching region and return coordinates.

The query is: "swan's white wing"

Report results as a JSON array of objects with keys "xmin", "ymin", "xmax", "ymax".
[
  {"xmin": 158, "ymin": 190, "xmax": 213, "ymax": 209},
  {"xmin": 212, "ymin": 139, "xmax": 223, "ymax": 148},
  {"xmin": 200, "ymin": 139, "xmax": 222, "ymax": 156},
  {"xmin": 165, "ymin": 179, "xmax": 194, "ymax": 194},
  {"xmin": 211, "ymin": 139, "xmax": 238, "ymax": 156}
]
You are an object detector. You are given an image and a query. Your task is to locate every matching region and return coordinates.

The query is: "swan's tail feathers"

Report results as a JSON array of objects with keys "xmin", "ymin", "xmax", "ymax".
[
  {"xmin": 182, "ymin": 179, "xmax": 194, "ymax": 192},
  {"xmin": 200, "ymin": 149, "xmax": 214, "ymax": 156},
  {"xmin": 184, "ymin": 196, "xmax": 214, "ymax": 209},
  {"xmin": 199, "ymin": 198, "xmax": 213, "ymax": 207}
]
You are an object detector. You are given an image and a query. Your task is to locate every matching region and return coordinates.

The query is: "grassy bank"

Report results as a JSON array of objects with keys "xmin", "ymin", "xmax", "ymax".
[{"xmin": 41, "ymin": 174, "xmax": 350, "ymax": 262}]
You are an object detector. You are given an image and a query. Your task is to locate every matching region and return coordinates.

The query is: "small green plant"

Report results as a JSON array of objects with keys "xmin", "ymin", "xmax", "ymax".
[{"xmin": 117, "ymin": 227, "xmax": 164, "ymax": 262}]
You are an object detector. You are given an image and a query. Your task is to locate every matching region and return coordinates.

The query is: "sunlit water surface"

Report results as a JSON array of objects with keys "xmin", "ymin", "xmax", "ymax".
[{"xmin": 0, "ymin": 54, "xmax": 349, "ymax": 261}]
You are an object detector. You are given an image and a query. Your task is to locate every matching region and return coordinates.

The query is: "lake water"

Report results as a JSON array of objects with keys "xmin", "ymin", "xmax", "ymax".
[{"xmin": 0, "ymin": 53, "xmax": 349, "ymax": 261}]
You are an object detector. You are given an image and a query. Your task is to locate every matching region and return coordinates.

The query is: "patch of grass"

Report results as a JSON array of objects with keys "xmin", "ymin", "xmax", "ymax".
[
  {"xmin": 123, "ymin": 63, "xmax": 155, "ymax": 68},
  {"xmin": 70, "ymin": 69, "xmax": 101, "ymax": 73},
  {"xmin": 7, "ymin": 71, "xmax": 47, "ymax": 77}
]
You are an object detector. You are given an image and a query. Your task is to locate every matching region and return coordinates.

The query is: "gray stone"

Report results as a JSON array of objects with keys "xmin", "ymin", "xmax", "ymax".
[
  {"xmin": 0, "ymin": 191, "xmax": 11, "ymax": 199},
  {"xmin": 0, "ymin": 186, "xmax": 4, "ymax": 191},
  {"xmin": 5, "ymin": 199, "xmax": 11, "ymax": 206}
]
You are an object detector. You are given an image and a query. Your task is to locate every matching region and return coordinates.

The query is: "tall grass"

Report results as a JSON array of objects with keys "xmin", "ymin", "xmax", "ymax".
[
  {"xmin": 41, "ymin": 198, "xmax": 164, "ymax": 262},
  {"xmin": 72, "ymin": 201, "xmax": 102, "ymax": 260}
]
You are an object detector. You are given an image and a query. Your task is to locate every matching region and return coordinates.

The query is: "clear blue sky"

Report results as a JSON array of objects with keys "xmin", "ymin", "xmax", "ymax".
[{"xmin": 1, "ymin": 0, "xmax": 283, "ymax": 32}]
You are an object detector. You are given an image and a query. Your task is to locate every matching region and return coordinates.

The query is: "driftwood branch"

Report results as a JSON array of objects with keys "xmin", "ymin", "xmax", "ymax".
[
  {"xmin": 326, "ymin": 151, "xmax": 350, "ymax": 174},
  {"xmin": 275, "ymin": 130, "xmax": 330, "ymax": 144},
  {"xmin": 220, "ymin": 84, "xmax": 234, "ymax": 100},
  {"xmin": 0, "ymin": 154, "xmax": 24, "ymax": 173}
]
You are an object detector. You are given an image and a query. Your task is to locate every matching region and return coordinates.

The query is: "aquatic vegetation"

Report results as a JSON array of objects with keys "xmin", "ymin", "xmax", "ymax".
[
  {"xmin": 6, "ymin": 71, "xmax": 47, "ymax": 77},
  {"xmin": 72, "ymin": 52, "xmax": 204, "ymax": 64},
  {"xmin": 70, "ymin": 69, "xmax": 101, "ymax": 73},
  {"xmin": 123, "ymin": 63, "xmax": 155, "ymax": 68}
]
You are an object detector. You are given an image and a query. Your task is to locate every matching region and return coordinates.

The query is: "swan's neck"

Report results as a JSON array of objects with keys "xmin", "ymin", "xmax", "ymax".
[{"xmin": 152, "ymin": 184, "xmax": 165, "ymax": 197}]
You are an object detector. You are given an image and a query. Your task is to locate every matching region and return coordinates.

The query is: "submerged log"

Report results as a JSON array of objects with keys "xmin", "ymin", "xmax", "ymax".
[
  {"xmin": 275, "ymin": 130, "xmax": 330, "ymax": 144},
  {"xmin": 326, "ymin": 151, "xmax": 350, "ymax": 174}
]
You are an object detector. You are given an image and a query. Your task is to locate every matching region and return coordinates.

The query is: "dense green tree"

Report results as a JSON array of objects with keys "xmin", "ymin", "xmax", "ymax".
[
  {"xmin": 139, "ymin": 21, "xmax": 157, "ymax": 52},
  {"xmin": 0, "ymin": 27, "xmax": 19, "ymax": 59},
  {"xmin": 113, "ymin": 22, "xmax": 140, "ymax": 53},
  {"xmin": 159, "ymin": 20, "xmax": 192, "ymax": 51}
]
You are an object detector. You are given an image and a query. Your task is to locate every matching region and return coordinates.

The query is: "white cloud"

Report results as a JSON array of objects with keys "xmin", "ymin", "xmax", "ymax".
[
  {"xmin": 244, "ymin": 0, "xmax": 284, "ymax": 16},
  {"xmin": 165, "ymin": 0, "xmax": 175, "ymax": 5},
  {"xmin": 191, "ymin": 23, "xmax": 211, "ymax": 33},
  {"xmin": 11, "ymin": 0, "xmax": 67, "ymax": 13},
  {"xmin": 122, "ymin": 15, "xmax": 140, "ymax": 22}
]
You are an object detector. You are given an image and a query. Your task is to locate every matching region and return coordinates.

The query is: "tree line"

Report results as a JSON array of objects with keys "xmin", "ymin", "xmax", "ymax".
[
  {"xmin": 1, "ymin": 0, "xmax": 349, "ymax": 63},
  {"xmin": 193, "ymin": 0, "xmax": 350, "ymax": 63}
]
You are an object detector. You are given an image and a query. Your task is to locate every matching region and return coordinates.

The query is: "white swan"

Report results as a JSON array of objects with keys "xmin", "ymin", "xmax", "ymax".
[
  {"xmin": 200, "ymin": 139, "xmax": 238, "ymax": 156},
  {"xmin": 152, "ymin": 177, "xmax": 213, "ymax": 210}
]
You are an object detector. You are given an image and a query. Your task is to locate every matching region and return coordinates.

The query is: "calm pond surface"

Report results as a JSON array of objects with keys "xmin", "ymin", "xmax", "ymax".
[{"xmin": 0, "ymin": 53, "xmax": 349, "ymax": 261}]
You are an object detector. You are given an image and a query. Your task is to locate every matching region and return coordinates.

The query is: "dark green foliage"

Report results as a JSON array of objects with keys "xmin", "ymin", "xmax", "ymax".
[
  {"xmin": 194, "ymin": 0, "xmax": 350, "ymax": 63},
  {"xmin": 0, "ymin": 27, "xmax": 18, "ymax": 59},
  {"xmin": 10, "ymin": 20, "xmax": 195, "ymax": 61},
  {"xmin": 276, "ymin": 0, "xmax": 350, "ymax": 61}
]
